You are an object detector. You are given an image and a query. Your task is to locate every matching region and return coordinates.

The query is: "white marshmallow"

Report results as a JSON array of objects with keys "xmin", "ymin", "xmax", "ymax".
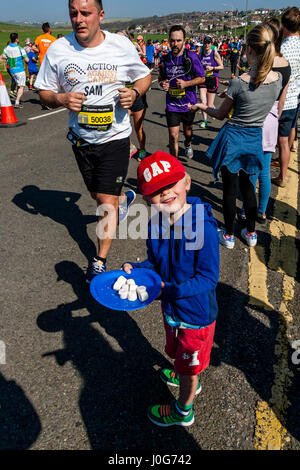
[
  {"xmin": 129, "ymin": 284, "xmax": 137, "ymax": 293},
  {"xmin": 137, "ymin": 286, "xmax": 146, "ymax": 294},
  {"xmin": 137, "ymin": 290, "xmax": 149, "ymax": 302},
  {"xmin": 119, "ymin": 284, "xmax": 129, "ymax": 292},
  {"xmin": 128, "ymin": 290, "xmax": 137, "ymax": 301},
  {"xmin": 119, "ymin": 290, "xmax": 128, "ymax": 300},
  {"xmin": 113, "ymin": 276, "xmax": 127, "ymax": 291}
]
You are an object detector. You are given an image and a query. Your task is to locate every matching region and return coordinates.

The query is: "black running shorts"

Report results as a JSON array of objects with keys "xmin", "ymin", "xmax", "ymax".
[
  {"xmin": 199, "ymin": 76, "xmax": 219, "ymax": 93},
  {"xmin": 165, "ymin": 109, "xmax": 195, "ymax": 128},
  {"xmin": 72, "ymin": 137, "xmax": 130, "ymax": 196},
  {"xmin": 130, "ymin": 94, "xmax": 148, "ymax": 113}
]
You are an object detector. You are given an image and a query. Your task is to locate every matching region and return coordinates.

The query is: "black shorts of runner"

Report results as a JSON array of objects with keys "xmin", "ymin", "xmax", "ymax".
[
  {"xmin": 72, "ymin": 137, "xmax": 130, "ymax": 196},
  {"xmin": 165, "ymin": 109, "xmax": 196, "ymax": 128},
  {"xmin": 199, "ymin": 76, "xmax": 219, "ymax": 93},
  {"xmin": 278, "ymin": 108, "xmax": 298, "ymax": 138},
  {"xmin": 130, "ymin": 94, "xmax": 148, "ymax": 113}
]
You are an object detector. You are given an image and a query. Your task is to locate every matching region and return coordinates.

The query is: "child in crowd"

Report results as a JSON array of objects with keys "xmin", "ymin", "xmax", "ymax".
[
  {"xmin": 26, "ymin": 43, "xmax": 39, "ymax": 90},
  {"xmin": 122, "ymin": 152, "xmax": 219, "ymax": 427},
  {"xmin": 189, "ymin": 24, "xmax": 282, "ymax": 249}
]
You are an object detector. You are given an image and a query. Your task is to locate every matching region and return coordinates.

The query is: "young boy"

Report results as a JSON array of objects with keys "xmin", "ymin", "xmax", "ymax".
[
  {"xmin": 26, "ymin": 46, "xmax": 39, "ymax": 90},
  {"xmin": 123, "ymin": 151, "xmax": 219, "ymax": 427}
]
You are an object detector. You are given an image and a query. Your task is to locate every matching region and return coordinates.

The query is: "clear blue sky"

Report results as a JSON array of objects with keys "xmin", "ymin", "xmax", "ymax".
[{"xmin": 1, "ymin": 0, "xmax": 295, "ymax": 23}]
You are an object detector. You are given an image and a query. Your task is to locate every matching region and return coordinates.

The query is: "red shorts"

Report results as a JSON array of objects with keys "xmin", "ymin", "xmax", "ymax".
[{"xmin": 163, "ymin": 314, "xmax": 216, "ymax": 376}]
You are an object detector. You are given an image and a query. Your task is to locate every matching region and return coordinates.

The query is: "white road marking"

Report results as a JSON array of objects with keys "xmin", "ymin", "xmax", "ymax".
[{"xmin": 28, "ymin": 108, "xmax": 67, "ymax": 121}]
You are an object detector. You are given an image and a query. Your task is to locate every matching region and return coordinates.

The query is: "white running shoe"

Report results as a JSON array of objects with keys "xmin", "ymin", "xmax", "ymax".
[
  {"xmin": 218, "ymin": 228, "xmax": 235, "ymax": 249},
  {"xmin": 184, "ymin": 144, "xmax": 193, "ymax": 159},
  {"xmin": 241, "ymin": 228, "xmax": 257, "ymax": 247}
]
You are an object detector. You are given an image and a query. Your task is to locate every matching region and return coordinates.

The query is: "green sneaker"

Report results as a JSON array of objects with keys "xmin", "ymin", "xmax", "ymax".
[
  {"xmin": 137, "ymin": 149, "xmax": 146, "ymax": 161},
  {"xmin": 160, "ymin": 368, "xmax": 202, "ymax": 395},
  {"xmin": 148, "ymin": 401, "xmax": 194, "ymax": 427}
]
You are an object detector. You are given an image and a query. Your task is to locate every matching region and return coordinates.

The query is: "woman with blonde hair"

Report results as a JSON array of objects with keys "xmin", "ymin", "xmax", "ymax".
[
  {"xmin": 239, "ymin": 18, "xmax": 291, "ymax": 222},
  {"xmin": 189, "ymin": 24, "xmax": 282, "ymax": 248}
]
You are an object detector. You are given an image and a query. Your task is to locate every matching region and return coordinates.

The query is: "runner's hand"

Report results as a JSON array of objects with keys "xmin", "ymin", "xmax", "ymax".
[
  {"xmin": 188, "ymin": 103, "xmax": 201, "ymax": 113},
  {"xmin": 219, "ymin": 79, "xmax": 229, "ymax": 86},
  {"xmin": 118, "ymin": 87, "xmax": 136, "ymax": 109},
  {"xmin": 160, "ymin": 80, "xmax": 170, "ymax": 92},
  {"xmin": 217, "ymin": 90, "xmax": 227, "ymax": 99},
  {"xmin": 59, "ymin": 92, "xmax": 86, "ymax": 112},
  {"xmin": 176, "ymin": 79, "xmax": 186, "ymax": 89},
  {"xmin": 205, "ymin": 66, "xmax": 213, "ymax": 71},
  {"xmin": 122, "ymin": 263, "xmax": 133, "ymax": 274}
]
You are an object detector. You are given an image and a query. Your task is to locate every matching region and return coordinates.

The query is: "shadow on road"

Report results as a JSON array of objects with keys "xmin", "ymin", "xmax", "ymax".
[
  {"xmin": 36, "ymin": 261, "xmax": 201, "ymax": 451},
  {"xmin": 0, "ymin": 373, "xmax": 41, "ymax": 450},
  {"xmin": 213, "ymin": 282, "xmax": 300, "ymax": 445},
  {"xmin": 12, "ymin": 186, "xmax": 97, "ymax": 263}
]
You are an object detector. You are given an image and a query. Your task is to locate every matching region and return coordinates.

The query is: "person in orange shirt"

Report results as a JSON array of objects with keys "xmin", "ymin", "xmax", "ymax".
[{"xmin": 33, "ymin": 22, "xmax": 56, "ymax": 65}]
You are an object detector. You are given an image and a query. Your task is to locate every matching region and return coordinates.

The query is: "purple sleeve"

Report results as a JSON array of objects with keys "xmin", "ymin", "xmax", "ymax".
[{"xmin": 190, "ymin": 53, "xmax": 205, "ymax": 78}]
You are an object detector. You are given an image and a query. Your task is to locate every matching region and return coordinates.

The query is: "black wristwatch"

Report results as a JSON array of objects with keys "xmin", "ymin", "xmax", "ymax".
[{"xmin": 132, "ymin": 88, "xmax": 140, "ymax": 100}]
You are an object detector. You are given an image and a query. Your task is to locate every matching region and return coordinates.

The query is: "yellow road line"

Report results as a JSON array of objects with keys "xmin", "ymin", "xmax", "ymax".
[
  {"xmin": 249, "ymin": 147, "xmax": 299, "ymax": 450},
  {"xmin": 248, "ymin": 244, "xmax": 273, "ymax": 310}
]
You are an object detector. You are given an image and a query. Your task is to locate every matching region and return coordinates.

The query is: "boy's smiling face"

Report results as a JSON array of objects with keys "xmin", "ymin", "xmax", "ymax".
[{"xmin": 145, "ymin": 176, "xmax": 191, "ymax": 215}]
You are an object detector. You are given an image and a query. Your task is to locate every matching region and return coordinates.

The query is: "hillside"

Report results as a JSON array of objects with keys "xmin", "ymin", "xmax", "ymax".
[{"xmin": 0, "ymin": 22, "xmax": 40, "ymax": 32}]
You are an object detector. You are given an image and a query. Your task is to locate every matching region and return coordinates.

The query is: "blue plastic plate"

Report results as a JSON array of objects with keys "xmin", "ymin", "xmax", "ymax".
[{"xmin": 89, "ymin": 268, "xmax": 162, "ymax": 311}]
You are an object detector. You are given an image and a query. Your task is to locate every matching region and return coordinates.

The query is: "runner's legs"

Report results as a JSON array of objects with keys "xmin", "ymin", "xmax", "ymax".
[
  {"xmin": 169, "ymin": 125, "xmax": 181, "ymax": 158},
  {"xmin": 132, "ymin": 108, "xmax": 147, "ymax": 151},
  {"xmin": 199, "ymin": 87, "xmax": 208, "ymax": 122}
]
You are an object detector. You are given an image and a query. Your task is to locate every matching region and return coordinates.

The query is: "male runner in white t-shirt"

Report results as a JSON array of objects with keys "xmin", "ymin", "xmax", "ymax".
[{"xmin": 35, "ymin": 0, "xmax": 151, "ymax": 283}]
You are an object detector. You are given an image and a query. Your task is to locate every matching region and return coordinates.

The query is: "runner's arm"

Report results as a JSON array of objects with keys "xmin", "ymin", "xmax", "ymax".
[
  {"xmin": 32, "ymin": 44, "xmax": 39, "ymax": 54},
  {"xmin": 132, "ymin": 74, "xmax": 152, "ymax": 96},
  {"xmin": 118, "ymin": 74, "xmax": 152, "ymax": 109},
  {"xmin": 39, "ymin": 90, "xmax": 86, "ymax": 112},
  {"xmin": 189, "ymin": 95, "xmax": 233, "ymax": 120},
  {"xmin": 213, "ymin": 51, "xmax": 224, "ymax": 70},
  {"xmin": 176, "ymin": 76, "xmax": 205, "ymax": 89}
]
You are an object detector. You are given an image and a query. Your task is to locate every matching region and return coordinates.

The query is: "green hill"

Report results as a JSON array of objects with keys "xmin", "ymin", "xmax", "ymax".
[{"xmin": 0, "ymin": 23, "xmax": 72, "ymax": 55}]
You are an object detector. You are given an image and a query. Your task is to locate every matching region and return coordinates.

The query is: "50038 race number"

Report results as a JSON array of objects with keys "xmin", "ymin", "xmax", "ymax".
[{"xmin": 78, "ymin": 104, "xmax": 114, "ymax": 131}]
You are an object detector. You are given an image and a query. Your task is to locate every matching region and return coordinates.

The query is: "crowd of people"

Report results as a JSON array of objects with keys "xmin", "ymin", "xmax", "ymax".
[
  {"xmin": 1, "ymin": 0, "xmax": 299, "ymax": 429},
  {"xmin": 1, "ymin": 22, "xmax": 58, "ymax": 108}
]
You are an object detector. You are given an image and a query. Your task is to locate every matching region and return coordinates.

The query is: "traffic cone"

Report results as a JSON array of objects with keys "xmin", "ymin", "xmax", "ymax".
[{"xmin": 0, "ymin": 73, "xmax": 25, "ymax": 127}]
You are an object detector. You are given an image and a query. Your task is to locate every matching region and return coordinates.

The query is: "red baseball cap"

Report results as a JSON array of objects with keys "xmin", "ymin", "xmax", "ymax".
[{"xmin": 137, "ymin": 151, "xmax": 186, "ymax": 196}]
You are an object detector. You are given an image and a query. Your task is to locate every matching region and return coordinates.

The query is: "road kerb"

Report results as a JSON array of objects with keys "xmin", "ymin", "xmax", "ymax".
[{"xmin": 253, "ymin": 146, "xmax": 298, "ymax": 450}]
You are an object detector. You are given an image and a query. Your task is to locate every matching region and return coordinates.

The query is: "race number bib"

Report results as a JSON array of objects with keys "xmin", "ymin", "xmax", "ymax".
[
  {"xmin": 78, "ymin": 104, "xmax": 114, "ymax": 132},
  {"xmin": 169, "ymin": 88, "xmax": 186, "ymax": 98}
]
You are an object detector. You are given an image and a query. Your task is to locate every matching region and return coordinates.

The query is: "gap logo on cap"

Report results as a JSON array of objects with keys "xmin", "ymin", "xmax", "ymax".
[{"xmin": 137, "ymin": 151, "xmax": 186, "ymax": 196}]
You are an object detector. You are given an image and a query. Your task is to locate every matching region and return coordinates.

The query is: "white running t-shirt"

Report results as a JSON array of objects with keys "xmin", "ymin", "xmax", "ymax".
[{"xmin": 35, "ymin": 31, "xmax": 150, "ymax": 144}]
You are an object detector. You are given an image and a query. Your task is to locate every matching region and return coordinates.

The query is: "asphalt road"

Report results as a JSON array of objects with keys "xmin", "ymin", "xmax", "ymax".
[{"xmin": 0, "ymin": 66, "xmax": 299, "ymax": 453}]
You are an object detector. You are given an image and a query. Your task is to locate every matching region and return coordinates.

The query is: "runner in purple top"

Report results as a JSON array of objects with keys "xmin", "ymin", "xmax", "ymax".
[
  {"xmin": 198, "ymin": 35, "xmax": 223, "ymax": 129},
  {"xmin": 159, "ymin": 25, "xmax": 205, "ymax": 159}
]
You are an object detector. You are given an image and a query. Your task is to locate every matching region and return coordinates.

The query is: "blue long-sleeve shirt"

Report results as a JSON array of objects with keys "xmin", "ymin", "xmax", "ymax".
[{"xmin": 129, "ymin": 197, "xmax": 220, "ymax": 328}]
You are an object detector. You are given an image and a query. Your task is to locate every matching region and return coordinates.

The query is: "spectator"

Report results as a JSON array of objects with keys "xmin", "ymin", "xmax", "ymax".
[{"xmin": 273, "ymin": 6, "xmax": 300, "ymax": 187}]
